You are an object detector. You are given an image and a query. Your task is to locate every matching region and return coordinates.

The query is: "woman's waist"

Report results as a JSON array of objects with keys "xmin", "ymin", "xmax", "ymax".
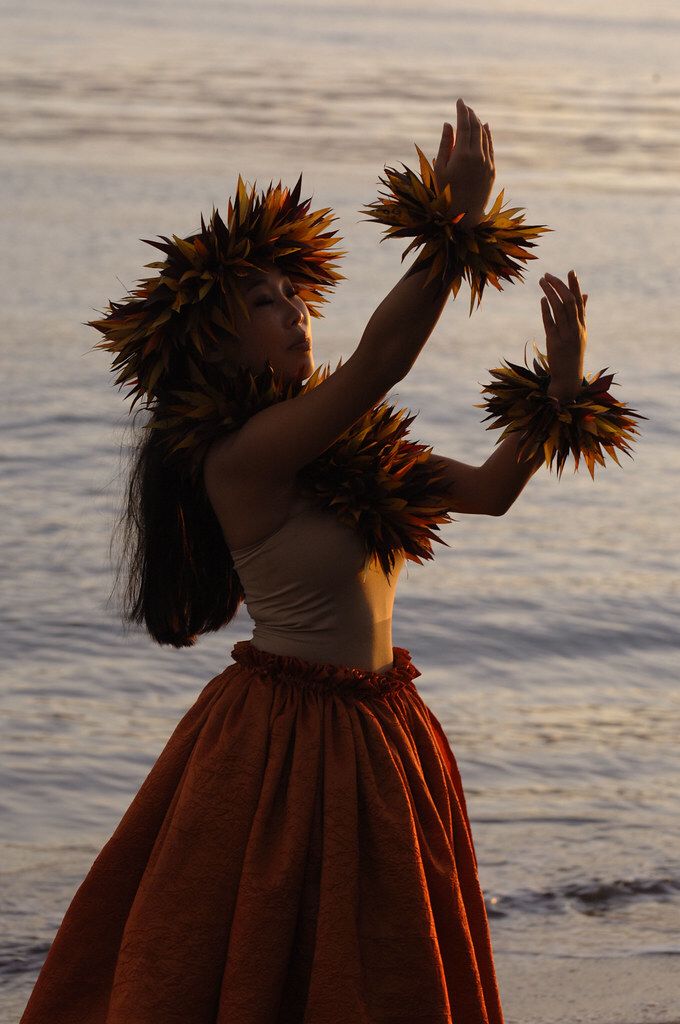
[{"xmin": 249, "ymin": 617, "xmax": 395, "ymax": 674}]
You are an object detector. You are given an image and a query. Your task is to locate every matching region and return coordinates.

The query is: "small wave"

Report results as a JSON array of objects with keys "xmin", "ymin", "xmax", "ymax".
[
  {"xmin": 0, "ymin": 941, "xmax": 51, "ymax": 980},
  {"xmin": 486, "ymin": 874, "xmax": 680, "ymax": 918}
]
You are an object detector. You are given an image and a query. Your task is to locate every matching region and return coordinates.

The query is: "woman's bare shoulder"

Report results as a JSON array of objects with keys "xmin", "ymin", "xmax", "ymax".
[
  {"xmin": 203, "ymin": 433, "xmax": 297, "ymax": 551},
  {"xmin": 204, "ymin": 351, "xmax": 391, "ymax": 491}
]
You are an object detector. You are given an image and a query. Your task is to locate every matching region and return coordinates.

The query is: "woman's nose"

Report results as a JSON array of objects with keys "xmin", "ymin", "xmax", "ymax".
[{"xmin": 287, "ymin": 301, "xmax": 304, "ymax": 326}]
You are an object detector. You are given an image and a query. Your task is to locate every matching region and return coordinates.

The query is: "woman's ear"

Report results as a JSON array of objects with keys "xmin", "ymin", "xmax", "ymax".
[{"xmin": 203, "ymin": 326, "xmax": 242, "ymax": 360}]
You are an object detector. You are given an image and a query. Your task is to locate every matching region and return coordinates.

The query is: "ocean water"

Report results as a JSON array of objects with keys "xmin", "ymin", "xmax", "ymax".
[{"xmin": 1, "ymin": 2, "xmax": 679, "ymax": 1022}]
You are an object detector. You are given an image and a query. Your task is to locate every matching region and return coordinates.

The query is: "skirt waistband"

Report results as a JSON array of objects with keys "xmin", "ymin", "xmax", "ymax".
[{"xmin": 229, "ymin": 640, "xmax": 421, "ymax": 700}]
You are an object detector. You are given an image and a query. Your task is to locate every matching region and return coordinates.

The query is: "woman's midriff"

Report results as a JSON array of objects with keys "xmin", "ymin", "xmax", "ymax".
[
  {"xmin": 229, "ymin": 497, "xmax": 405, "ymax": 676},
  {"xmin": 249, "ymin": 614, "xmax": 396, "ymax": 674}
]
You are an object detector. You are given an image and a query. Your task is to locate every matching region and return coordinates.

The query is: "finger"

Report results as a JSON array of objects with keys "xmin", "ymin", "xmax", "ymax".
[
  {"xmin": 456, "ymin": 97, "xmax": 470, "ymax": 148},
  {"xmin": 435, "ymin": 121, "xmax": 454, "ymax": 168},
  {"xmin": 567, "ymin": 269, "xmax": 585, "ymax": 325},
  {"xmin": 467, "ymin": 104, "xmax": 483, "ymax": 152},
  {"xmin": 543, "ymin": 272, "xmax": 572, "ymax": 302},
  {"xmin": 543, "ymin": 272, "xmax": 578, "ymax": 324},
  {"xmin": 540, "ymin": 296, "xmax": 555, "ymax": 333},
  {"xmin": 482, "ymin": 123, "xmax": 491, "ymax": 162},
  {"xmin": 539, "ymin": 275, "xmax": 568, "ymax": 325}
]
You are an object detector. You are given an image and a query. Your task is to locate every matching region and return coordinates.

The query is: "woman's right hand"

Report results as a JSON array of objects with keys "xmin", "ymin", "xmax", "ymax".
[
  {"xmin": 539, "ymin": 270, "xmax": 589, "ymax": 400},
  {"xmin": 432, "ymin": 97, "xmax": 496, "ymax": 227}
]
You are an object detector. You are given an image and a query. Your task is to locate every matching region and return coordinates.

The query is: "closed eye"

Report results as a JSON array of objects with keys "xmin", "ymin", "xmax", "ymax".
[{"xmin": 255, "ymin": 285, "xmax": 300, "ymax": 307}]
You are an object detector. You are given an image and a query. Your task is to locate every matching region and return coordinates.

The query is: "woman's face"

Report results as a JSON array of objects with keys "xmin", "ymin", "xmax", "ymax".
[{"xmin": 217, "ymin": 266, "xmax": 314, "ymax": 382}]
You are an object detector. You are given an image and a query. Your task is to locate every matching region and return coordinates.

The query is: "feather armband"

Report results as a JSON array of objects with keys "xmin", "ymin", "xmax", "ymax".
[
  {"xmin": 359, "ymin": 144, "xmax": 551, "ymax": 315},
  {"xmin": 476, "ymin": 348, "xmax": 645, "ymax": 479}
]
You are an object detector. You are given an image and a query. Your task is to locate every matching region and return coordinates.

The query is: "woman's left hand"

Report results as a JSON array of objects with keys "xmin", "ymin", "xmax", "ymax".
[
  {"xmin": 539, "ymin": 270, "xmax": 589, "ymax": 400},
  {"xmin": 432, "ymin": 97, "xmax": 496, "ymax": 227}
]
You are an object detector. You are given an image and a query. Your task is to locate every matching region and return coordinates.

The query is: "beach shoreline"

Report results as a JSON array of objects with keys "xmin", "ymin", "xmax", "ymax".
[{"xmin": 495, "ymin": 949, "xmax": 680, "ymax": 1024}]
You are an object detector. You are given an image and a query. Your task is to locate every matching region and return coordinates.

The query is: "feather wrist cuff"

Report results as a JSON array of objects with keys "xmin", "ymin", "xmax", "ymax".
[
  {"xmin": 476, "ymin": 348, "xmax": 645, "ymax": 479},
  {"xmin": 359, "ymin": 144, "xmax": 550, "ymax": 315}
]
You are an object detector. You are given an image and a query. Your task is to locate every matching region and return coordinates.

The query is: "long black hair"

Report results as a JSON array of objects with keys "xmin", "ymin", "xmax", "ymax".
[{"xmin": 109, "ymin": 397, "xmax": 245, "ymax": 649}]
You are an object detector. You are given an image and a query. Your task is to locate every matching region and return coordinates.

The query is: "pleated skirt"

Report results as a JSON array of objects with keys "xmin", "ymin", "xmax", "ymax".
[{"xmin": 20, "ymin": 641, "xmax": 505, "ymax": 1024}]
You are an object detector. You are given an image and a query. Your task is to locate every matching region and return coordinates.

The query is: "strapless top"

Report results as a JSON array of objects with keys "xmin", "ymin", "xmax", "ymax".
[{"xmin": 229, "ymin": 492, "xmax": 405, "ymax": 673}]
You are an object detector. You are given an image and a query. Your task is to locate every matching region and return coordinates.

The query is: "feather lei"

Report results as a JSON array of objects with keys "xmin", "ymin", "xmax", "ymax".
[{"xmin": 148, "ymin": 361, "xmax": 456, "ymax": 576}]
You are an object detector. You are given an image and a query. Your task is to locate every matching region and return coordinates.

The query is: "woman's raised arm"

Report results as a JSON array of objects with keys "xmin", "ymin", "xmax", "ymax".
[
  {"xmin": 209, "ymin": 101, "xmax": 497, "ymax": 490},
  {"xmin": 204, "ymin": 255, "xmax": 454, "ymax": 493}
]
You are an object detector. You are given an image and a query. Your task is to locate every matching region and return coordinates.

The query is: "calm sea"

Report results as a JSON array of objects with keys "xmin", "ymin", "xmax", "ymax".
[{"xmin": 1, "ymin": 1, "xmax": 679, "ymax": 1022}]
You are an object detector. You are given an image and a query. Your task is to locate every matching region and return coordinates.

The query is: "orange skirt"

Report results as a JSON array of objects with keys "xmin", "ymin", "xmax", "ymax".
[{"xmin": 20, "ymin": 641, "xmax": 505, "ymax": 1024}]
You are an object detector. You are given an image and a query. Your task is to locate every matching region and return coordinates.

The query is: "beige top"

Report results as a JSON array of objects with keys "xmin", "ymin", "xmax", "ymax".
[{"xmin": 230, "ymin": 492, "xmax": 405, "ymax": 673}]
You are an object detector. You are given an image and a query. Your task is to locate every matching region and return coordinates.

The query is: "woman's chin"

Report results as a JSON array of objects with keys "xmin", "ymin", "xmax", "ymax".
[
  {"xmin": 262, "ymin": 347, "xmax": 314, "ymax": 383},
  {"xmin": 289, "ymin": 350, "xmax": 314, "ymax": 381}
]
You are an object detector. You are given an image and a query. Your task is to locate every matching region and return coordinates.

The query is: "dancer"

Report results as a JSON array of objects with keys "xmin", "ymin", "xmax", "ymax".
[{"xmin": 20, "ymin": 98, "xmax": 641, "ymax": 1024}]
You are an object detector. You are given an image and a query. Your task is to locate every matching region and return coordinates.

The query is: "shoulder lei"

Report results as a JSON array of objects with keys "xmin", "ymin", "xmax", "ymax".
[{"xmin": 149, "ymin": 360, "xmax": 455, "ymax": 576}]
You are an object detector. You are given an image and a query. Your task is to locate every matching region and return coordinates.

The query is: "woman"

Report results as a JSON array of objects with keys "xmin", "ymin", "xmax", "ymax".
[{"xmin": 21, "ymin": 98, "xmax": 637, "ymax": 1024}]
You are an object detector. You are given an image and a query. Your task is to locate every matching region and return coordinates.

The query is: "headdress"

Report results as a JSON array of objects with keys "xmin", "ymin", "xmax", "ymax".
[{"xmin": 86, "ymin": 174, "xmax": 346, "ymax": 411}]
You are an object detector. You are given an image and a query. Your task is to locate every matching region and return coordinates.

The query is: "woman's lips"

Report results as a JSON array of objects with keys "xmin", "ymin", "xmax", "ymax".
[{"xmin": 289, "ymin": 335, "xmax": 311, "ymax": 350}]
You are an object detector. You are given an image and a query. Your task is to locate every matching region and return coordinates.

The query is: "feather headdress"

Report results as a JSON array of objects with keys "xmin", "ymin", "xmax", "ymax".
[{"xmin": 86, "ymin": 174, "xmax": 346, "ymax": 410}]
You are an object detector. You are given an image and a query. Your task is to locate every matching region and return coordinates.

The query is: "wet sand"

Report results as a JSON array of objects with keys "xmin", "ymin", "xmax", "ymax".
[{"xmin": 496, "ymin": 950, "xmax": 680, "ymax": 1024}]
